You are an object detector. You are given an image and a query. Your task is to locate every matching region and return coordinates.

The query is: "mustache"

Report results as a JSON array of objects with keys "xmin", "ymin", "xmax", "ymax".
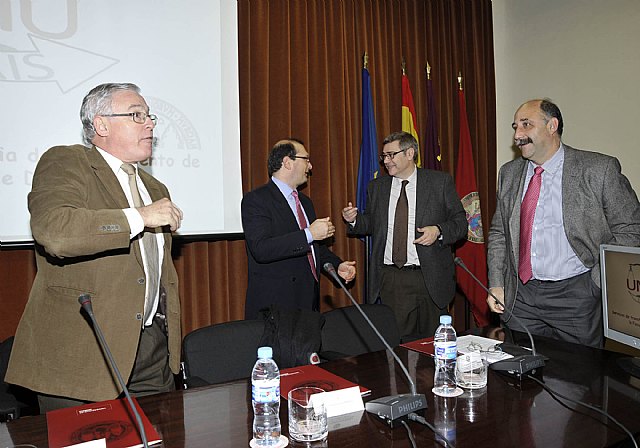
[{"xmin": 515, "ymin": 137, "xmax": 532, "ymax": 146}]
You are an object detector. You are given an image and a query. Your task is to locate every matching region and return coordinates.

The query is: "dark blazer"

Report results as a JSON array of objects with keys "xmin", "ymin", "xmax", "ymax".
[
  {"xmin": 242, "ymin": 180, "xmax": 342, "ymax": 318},
  {"xmin": 6, "ymin": 145, "xmax": 181, "ymax": 402},
  {"xmin": 487, "ymin": 145, "xmax": 640, "ymax": 319},
  {"xmin": 347, "ymin": 168, "xmax": 467, "ymax": 308}
]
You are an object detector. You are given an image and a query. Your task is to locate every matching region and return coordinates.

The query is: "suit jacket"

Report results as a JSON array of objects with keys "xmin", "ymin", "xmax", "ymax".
[
  {"xmin": 5, "ymin": 145, "xmax": 181, "ymax": 402},
  {"xmin": 487, "ymin": 145, "xmax": 640, "ymax": 319},
  {"xmin": 242, "ymin": 180, "xmax": 342, "ymax": 318},
  {"xmin": 347, "ymin": 168, "xmax": 467, "ymax": 308}
]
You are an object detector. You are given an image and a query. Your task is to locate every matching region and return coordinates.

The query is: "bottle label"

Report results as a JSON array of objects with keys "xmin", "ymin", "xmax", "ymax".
[
  {"xmin": 252, "ymin": 379, "xmax": 280, "ymax": 403},
  {"xmin": 434, "ymin": 341, "xmax": 457, "ymax": 360}
]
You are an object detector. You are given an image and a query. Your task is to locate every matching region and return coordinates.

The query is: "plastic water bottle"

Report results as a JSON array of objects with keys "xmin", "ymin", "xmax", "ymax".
[
  {"xmin": 433, "ymin": 315, "xmax": 458, "ymax": 397},
  {"xmin": 252, "ymin": 346, "xmax": 281, "ymax": 446}
]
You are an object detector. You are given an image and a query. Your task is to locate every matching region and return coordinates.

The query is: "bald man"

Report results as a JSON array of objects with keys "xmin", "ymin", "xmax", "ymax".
[{"xmin": 487, "ymin": 98, "xmax": 640, "ymax": 348}]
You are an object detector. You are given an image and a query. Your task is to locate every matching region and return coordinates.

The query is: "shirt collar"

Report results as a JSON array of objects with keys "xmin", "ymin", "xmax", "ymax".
[
  {"xmin": 95, "ymin": 146, "xmax": 134, "ymax": 176},
  {"xmin": 271, "ymin": 175, "xmax": 295, "ymax": 198},
  {"xmin": 393, "ymin": 165, "xmax": 418, "ymax": 186},
  {"xmin": 527, "ymin": 143, "xmax": 564, "ymax": 176}
]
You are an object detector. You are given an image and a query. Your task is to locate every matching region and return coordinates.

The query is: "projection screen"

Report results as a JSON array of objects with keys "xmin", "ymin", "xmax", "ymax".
[{"xmin": 0, "ymin": 0, "xmax": 242, "ymax": 244}]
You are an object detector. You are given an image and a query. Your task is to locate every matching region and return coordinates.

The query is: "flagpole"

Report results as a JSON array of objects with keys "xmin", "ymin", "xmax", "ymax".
[
  {"xmin": 458, "ymin": 72, "xmax": 470, "ymax": 329},
  {"xmin": 363, "ymin": 52, "xmax": 370, "ymax": 304}
]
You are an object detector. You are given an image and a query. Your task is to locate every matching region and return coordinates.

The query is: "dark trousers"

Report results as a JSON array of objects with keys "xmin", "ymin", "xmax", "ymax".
[
  {"xmin": 507, "ymin": 271, "xmax": 603, "ymax": 348},
  {"xmin": 379, "ymin": 265, "xmax": 446, "ymax": 340},
  {"xmin": 38, "ymin": 315, "xmax": 173, "ymax": 413}
]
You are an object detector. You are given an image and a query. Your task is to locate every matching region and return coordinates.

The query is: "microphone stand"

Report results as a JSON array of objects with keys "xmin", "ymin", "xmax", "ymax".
[
  {"xmin": 323, "ymin": 263, "xmax": 427, "ymax": 424},
  {"xmin": 78, "ymin": 294, "xmax": 149, "ymax": 448},
  {"xmin": 454, "ymin": 257, "xmax": 546, "ymax": 376}
]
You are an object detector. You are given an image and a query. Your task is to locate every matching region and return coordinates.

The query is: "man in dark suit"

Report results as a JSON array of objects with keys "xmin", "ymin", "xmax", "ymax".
[
  {"xmin": 487, "ymin": 98, "xmax": 640, "ymax": 347},
  {"xmin": 6, "ymin": 83, "xmax": 184, "ymax": 411},
  {"xmin": 242, "ymin": 139, "xmax": 356, "ymax": 318},
  {"xmin": 342, "ymin": 132, "xmax": 467, "ymax": 339}
]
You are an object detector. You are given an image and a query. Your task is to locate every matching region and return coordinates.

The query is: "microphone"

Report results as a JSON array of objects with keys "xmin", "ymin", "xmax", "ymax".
[
  {"xmin": 78, "ymin": 294, "xmax": 149, "ymax": 448},
  {"xmin": 453, "ymin": 257, "xmax": 546, "ymax": 376},
  {"xmin": 322, "ymin": 263, "xmax": 427, "ymax": 424}
]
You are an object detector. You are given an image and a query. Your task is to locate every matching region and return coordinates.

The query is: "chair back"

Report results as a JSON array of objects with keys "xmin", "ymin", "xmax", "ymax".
[
  {"xmin": 182, "ymin": 319, "xmax": 265, "ymax": 387},
  {"xmin": 320, "ymin": 304, "xmax": 400, "ymax": 358}
]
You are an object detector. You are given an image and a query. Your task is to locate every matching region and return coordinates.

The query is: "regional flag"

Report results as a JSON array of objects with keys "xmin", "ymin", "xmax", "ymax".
[
  {"xmin": 455, "ymin": 88, "xmax": 490, "ymax": 327},
  {"xmin": 424, "ymin": 76, "xmax": 442, "ymax": 170},
  {"xmin": 401, "ymin": 74, "xmax": 421, "ymax": 167},
  {"xmin": 357, "ymin": 67, "xmax": 378, "ymax": 213}
]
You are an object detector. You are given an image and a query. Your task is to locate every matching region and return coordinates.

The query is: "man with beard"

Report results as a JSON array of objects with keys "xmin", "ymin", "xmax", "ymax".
[
  {"xmin": 487, "ymin": 98, "xmax": 640, "ymax": 348},
  {"xmin": 242, "ymin": 139, "xmax": 356, "ymax": 318}
]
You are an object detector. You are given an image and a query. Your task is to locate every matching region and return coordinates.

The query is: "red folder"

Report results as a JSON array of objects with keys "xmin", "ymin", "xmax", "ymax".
[
  {"xmin": 400, "ymin": 336, "xmax": 435, "ymax": 356},
  {"xmin": 46, "ymin": 398, "xmax": 161, "ymax": 448},
  {"xmin": 279, "ymin": 364, "xmax": 370, "ymax": 398}
]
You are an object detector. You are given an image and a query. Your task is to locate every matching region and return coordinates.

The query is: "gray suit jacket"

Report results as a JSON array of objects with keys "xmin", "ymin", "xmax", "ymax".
[
  {"xmin": 487, "ymin": 145, "xmax": 640, "ymax": 319},
  {"xmin": 6, "ymin": 145, "xmax": 181, "ymax": 402},
  {"xmin": 347, "ymin": 168, "xmax": 467, "ymax": 308}
]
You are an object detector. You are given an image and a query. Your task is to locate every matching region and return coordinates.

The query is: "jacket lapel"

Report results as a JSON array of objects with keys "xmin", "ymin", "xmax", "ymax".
[
  {"xmin": 508, "ymin": 159, "xmax": 528, "ymax": 263},
  {"xmin": 86, "ymin": 147, "xmax": 129, "ymax": 209},
  {"xmin": 268, "ymin": 180, "xmax": 300, "ymax": 230}
]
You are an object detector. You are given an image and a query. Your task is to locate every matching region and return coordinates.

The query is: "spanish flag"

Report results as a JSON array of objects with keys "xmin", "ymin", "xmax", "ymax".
[{"xmin": 401, "ymin": 73, "xmax": 421, "ymax": 167}]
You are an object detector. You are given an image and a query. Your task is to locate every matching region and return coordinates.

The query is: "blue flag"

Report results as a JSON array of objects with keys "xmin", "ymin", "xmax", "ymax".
[{"xmin": 357, "ymin": 68, "xmax": 378, "ymax": 212}]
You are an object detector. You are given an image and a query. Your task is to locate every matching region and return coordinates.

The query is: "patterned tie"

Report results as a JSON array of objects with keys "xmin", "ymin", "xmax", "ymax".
[
  {"xmin": 121, "ymin": 163, "xmax": 160, "ymax": 323},
  {"xmin": 519, "ymin": 166, "xmax": 544, "ymax": 284},
  {"xmin": 292, "ymin": 190, "xmax": 318, "ymax": 281},
  {"xmin": 392, "ymin": 180, "xmax": 409, "ymax": 268}
]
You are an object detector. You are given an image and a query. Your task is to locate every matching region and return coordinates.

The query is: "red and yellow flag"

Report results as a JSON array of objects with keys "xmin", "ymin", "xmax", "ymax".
[{"xmin": 401, "ymin": 74, "xmax": 421, "ymax": 167}]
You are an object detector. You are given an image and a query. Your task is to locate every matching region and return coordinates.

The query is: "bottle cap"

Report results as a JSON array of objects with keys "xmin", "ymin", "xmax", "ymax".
[
  {"xmin": 439, "ymin": 315, "xmax": 452, "ymax": 325},
  {"xmin": 257, "ymin": 346, "xmax": 273, "ymax": 359}
]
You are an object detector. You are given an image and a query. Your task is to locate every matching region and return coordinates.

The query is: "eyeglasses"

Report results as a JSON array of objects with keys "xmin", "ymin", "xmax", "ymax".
[
  {"xmin": 379, "ymin": 149, "xmax": 406, "ymax": 162},
  {"xmin": 101, "ymin": 111, "xmax": 157, "ymax": 125},
  {"xmin": 290, "ymin": 155, "xmax": 311, "ymax": 164}
]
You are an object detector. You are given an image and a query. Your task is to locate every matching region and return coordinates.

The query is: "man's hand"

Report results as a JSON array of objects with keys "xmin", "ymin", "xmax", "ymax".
[
  {"xmin": 414, "ymin": 225, "xmax": 440, "ymax": 246},
  {"xmin": 487, "ymin": 287, "xmax": 505, "ymax": 314},
  {"xmin": 342, "ymin": 202, "xmax": 358, "ymax": 223},
  {"xmin": 309, "ymin": 217, "xmax": 335, "ymax": 241},
  {"xmin": 138, "ymin": 198, "xmax": 184, "ymax": 232},
  {"xmin": 337, "ymin": 260, "xmax": 356, "ymax": 282}
]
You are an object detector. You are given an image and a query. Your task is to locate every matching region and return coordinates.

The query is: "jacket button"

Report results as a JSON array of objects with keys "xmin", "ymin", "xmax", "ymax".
[
  {"xmin": 138, "ymin": 278, "xmax": 145, "ymax": 284},
  {"xmin": 136, "ymin": 313, "xmax": 142, "ymax": 320}
]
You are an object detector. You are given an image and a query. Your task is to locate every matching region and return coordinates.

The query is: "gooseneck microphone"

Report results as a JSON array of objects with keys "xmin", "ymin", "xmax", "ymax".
[
  {"xmin": 454, "ymin": 257, "xmax": 546, "ymax": 376},
  {"xmin": 78, "ymin": 294, "xmax": 149, "ymax": 448},
  {"xmin": 323, "ymin": 263, "xmax": 427, "ymax": 423}
]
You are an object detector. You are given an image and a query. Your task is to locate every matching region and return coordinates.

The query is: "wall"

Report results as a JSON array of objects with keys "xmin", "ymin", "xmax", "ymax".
[{"xmin": 493, "ymin": 0, "xmax": 640, "ymax": 192}]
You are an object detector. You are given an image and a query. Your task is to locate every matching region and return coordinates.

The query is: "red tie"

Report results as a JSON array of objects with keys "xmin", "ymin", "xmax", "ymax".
[
  {"xmin": 292, "ymin": 190, "xmax": 318, "ymax": 281},
  {"xmin": 519, "ymin": 166, "xmax": 544, "ymax": 284}
]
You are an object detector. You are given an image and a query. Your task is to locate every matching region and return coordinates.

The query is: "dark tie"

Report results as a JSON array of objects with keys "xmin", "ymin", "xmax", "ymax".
[
  {"xmin": 121, "ymin": 163, "xmax": 160, "ymax": 323},
  {"xmin": 519, "ymin": 166, "xmax": 544, "ymax": 284},
  {"xmin": 292, "ymin": 190, "xmax": 318, "ymax": 282},
  {"xmin": 392, "ymin": 180, "xmax": 409, "ymax": 268}
]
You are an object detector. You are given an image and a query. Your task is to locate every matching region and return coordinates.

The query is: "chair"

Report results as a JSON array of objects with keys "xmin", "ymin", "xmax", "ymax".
[
  {"xmin": 320, "ymin": 304, "xmax": 400, "ymax": 360},
  {"xmin": 1, "ymin": 337, "xmax": 37, "ymax": 421},
  {"xmin": 182, "ymin": 319, "xmax": 265, "ymax": 387}
]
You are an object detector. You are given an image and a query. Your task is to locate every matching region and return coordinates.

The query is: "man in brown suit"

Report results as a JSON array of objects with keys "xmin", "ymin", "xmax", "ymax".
[{"xmin": 5, "ymin": 83, "xmax": 184, "ymax": 412}]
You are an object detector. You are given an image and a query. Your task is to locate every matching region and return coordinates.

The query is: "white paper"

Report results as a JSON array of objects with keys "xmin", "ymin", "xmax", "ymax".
[
  {"xmin": 456, "ymin": 335, "xmax": 513, "ymax": 365},
  {"xmin": 64, "ymin": 439, "xmax": 107, "ymax": 448},
  {"xmin": 313, "ymin": 386, "xmax": 364, "ymax": 418}
]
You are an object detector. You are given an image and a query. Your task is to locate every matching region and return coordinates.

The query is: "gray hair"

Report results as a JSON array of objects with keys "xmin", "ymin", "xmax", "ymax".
[
  {"xmin": 80, "ymin": 83, "xmax": 140, "ymax": 146},
  {"xmin": 382, "ymin": 131, "xmax": 419, "ymax": 162}
]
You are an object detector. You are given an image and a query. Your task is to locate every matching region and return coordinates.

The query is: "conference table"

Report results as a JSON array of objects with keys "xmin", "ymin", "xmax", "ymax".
[{"xmin": 2, "ymin": 329, "xmax": 640, "ymax": 447}]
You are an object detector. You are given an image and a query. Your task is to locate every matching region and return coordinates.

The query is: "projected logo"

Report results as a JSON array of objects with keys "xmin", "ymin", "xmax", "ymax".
[
  {"xmin": 626, "ymin": 263, "xmax": 640, "ymax": 304},
  {"xmin": 0, "ymin": 1, "xmax": 118, "ymax": 93},
  {"xmin": 140, "ymin": 97, "xmax": 201, "ymax": 169}
]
